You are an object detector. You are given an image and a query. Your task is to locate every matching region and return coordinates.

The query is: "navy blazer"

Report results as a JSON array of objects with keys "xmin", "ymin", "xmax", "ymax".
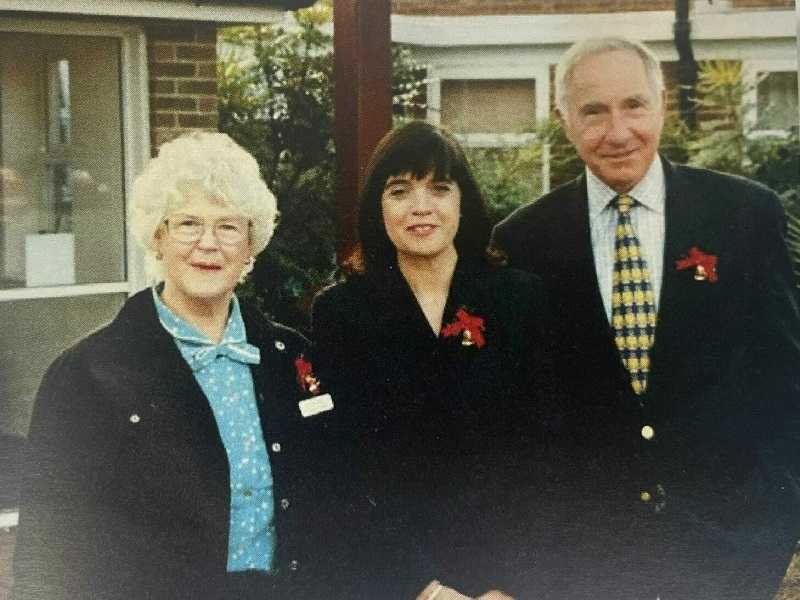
[
  {"xmin": 491, "ymin": 158, "xmax": 800, "ymax": 599},
  {"xmin": 13, "ymin": 290, "xmax": 341, "ymax": 600},
  {"xmin": 311, "ymin": 260, "xmax": 557, "ymax": 598}
]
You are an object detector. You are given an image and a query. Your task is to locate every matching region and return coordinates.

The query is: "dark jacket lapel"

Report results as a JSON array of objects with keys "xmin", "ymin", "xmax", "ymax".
[
  {"xmin": 110, "ymin": 290, "xmax": 230, "ymax": 476},
  {"xmin": 559, "ymin": 174, "xmax": 613, "ymax": 335},
  {"xmin": 241, "ymin": 306, "xmax": 281, "ymax": 413},
  {"xmin": 648, "ymin": 159, "xmax": 715, "ymax": 392},
  {"xmin": 363, "ymin": 266, "xmax": 439, "ymax": 382},
  {"xmin": 112, "ymin": 293, "xmax": 216, "ymax": 421}
]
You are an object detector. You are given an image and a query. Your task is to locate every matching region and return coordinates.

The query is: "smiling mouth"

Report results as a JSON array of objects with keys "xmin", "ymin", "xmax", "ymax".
[
  {"xmin": 407, "ymin": 224, "xmax": 438, "ymax": 235},
  {"xmin": 191, "ymin": 263, "xmax": 223, "ymax": 271},
  {"xmin": 603, "ymin": 149, "xmax": 638, "ymax": 160}
]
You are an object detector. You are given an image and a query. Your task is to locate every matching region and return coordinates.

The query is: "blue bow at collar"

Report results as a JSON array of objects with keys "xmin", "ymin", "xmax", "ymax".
[{"xmin": 184, "ymin": 340, "xmax": 261, "ymax": 372}]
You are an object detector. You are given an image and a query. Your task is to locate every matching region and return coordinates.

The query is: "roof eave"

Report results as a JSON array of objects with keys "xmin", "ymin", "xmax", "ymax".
[{"xmin": 0, "ymin": 0, "xmax": 314, "ymax": 23}]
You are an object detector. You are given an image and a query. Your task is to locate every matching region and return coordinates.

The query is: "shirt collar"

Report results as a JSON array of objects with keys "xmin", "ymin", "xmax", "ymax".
[
  {"xmin": 152, "ymin": 287, "xmax": 260, "ymax": 370},
  {"xmin": 587, "ymin": 156, "xmax": 665, "ymax": 220},
  {"xmin": 152, "ymin": 285, "xmax": 248, "ymax": 347}
]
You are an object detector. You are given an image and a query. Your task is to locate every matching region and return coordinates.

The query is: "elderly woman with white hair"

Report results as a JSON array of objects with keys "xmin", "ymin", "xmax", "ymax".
[{"xmin": 13, "ymin": 132, "xmax": 339, "ymax": 600}]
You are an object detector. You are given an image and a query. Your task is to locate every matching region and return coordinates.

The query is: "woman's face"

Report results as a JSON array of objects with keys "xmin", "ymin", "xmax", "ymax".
[
  {"xmin": 381, "ymin": 171, "xmax": 461, "ymax": 263},
  {"xmin": 155, "ymin": 187, "xmax": 251, "ymax": 312}
]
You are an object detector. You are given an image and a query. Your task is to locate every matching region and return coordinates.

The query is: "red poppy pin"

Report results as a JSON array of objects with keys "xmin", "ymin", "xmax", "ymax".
[
  {"xmin": 294, "ymin": 356, "xmax": 321, "ymax": 395},
  {"xmin": 441, "ymin": 307, "xmax": 486, "ymax": 348},
  {"xmin": 676, "ymin": 247, "xmax": 718, "ymax": 282}
]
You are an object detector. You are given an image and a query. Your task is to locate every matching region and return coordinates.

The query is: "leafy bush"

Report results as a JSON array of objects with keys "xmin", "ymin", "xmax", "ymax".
[
  {"xmin": 687, "ymin": 60, "xmax": 800, "ymax": 283},
  {"xmin": 465, "ymin": 145, "xmax": 546, "ymax": 223},
  {"xmin": 761, "ymin": 129, "xmax": 800, "ymax": 282}
]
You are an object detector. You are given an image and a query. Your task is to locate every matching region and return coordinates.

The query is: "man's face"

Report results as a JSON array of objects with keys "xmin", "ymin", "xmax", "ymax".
[{"xmin": 557, "ymin": 49, "xmax": 665, "ymax": 194}]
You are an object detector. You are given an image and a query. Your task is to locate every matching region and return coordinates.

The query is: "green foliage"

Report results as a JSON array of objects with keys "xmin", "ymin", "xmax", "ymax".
[
  {"xmin": 219, "ymin": 8, "xmax": 335, "ymax": 329},
  {"xmin": 765, "ymin": 129, "xmax": 800, "ymax": 284},
  {"xmin": 687, "ymin": 60, "xmax": 800, "ymax": 283},
  {"xmin": 465, "ymin": 145, "xmax": 546, "ymax": 223},
  {"xmin": 689, "ymin": 60, "xmax": 776, "ymax": 178},
  {"xmin": 392, "ymin": 45, "xmax": 427, "ymax": 121},
  {"xmin": 751, "ymin": 129, "xmax": 800, "ymax": 197},
  {"xmin": 535, "ymin": 116, "xmax": 584, "ymax": 189},
  {"xmin": 784, "ymin": 207, "xmax": 800, "ymax": 285},
  {"xmin": 659, "ymin": 114, "xmax": 694, "ymax": 165},
  {"xmin": 220, "ymin": 11, "xmax": 336, "ymax": 196},
  {"xmin": 219, "ymin": 2, "xmax": 426, "ymax": 330}
]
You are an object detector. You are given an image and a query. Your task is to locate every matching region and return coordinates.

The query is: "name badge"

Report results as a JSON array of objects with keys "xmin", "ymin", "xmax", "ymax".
[{"xmin": 298, "ymin": 393, "xmax": 334, "ymax": 418}]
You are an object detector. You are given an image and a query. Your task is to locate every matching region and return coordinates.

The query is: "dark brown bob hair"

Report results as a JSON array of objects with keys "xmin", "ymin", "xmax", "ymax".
[{"xmin": 357, "ymin": 120, "xmax": 493, "ymax": 273}]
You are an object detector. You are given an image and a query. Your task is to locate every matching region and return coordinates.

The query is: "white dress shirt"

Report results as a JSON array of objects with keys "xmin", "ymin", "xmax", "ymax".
[{"xmin": 587, "ymin": 157, "xmax": 666, "ymax": 322}]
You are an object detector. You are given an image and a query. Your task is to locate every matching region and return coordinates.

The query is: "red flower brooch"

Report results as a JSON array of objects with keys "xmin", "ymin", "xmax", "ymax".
[
  {"xmin": 294, "ymin": 356, "xmax": 321, "ymax": 394},
  {"xmin": 441, "ymin": 307, "xmax": 486, "ymax": 348},
  {"xmin": 676, "ymin": 247, "xmax": 718, "ymax": 282}
]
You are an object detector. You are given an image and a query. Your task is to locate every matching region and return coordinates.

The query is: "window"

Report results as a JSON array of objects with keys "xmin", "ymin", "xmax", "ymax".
[
  {"xmin": 0, "ymin": 22, "xmax": 148, "ymax": 438},
  {"xmin": 0, "ymin": 33, "xmax": 126, "ymax": 289},
  {"xmin": 433, "ymin": 77, "xmax": 547, "ymax": 198},
  {"xmin": 440, "ymin": 79, "xmax": 536, "ymax": 136},
  {"xmin": 756, "ymin": 71, "xmax": 799, "ymax": 132},
  {"xmin": 743, "ymin": 59, "xmax": 799, "ymax": 136}
]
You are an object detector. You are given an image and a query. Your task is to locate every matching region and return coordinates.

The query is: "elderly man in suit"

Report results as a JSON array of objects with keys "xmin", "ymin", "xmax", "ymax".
[{"xmin": 492, "ymin": 36, "xmax": 800, "ymax": 600}]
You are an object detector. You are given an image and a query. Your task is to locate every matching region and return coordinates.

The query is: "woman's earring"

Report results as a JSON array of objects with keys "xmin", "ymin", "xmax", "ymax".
[{"xmin": 245, "ymin": 256, "xmax": 255, "ymax": 266}]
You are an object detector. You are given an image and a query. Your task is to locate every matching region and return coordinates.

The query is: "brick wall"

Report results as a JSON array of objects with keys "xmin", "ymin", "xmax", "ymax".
[
  {"xmin": 732, "ymin": 0, "xmax": 794, "ymax": 8},
  {"xmin": 392, "ymin": 1, "xmax": 670, "ymax": 15},
  {"xmin": 392, "ymin": 0, "xmax": 793, "ymax": 15},
  {"xmin": 146, "ymin": 23, "xmax": 218, "ymax": 155}
]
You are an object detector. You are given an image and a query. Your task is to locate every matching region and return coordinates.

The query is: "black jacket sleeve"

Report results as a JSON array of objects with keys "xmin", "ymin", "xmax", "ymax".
[{"xmin": 13, "ymin": 351, "xmax": 147, "ymax": 600}]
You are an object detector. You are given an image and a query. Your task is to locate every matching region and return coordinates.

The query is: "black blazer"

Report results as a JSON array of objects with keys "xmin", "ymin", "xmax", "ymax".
[
  {"xmin": 492, "ymin": 158, "xmax": 800, "ymax": 599},
  {"xmin": 311, "ymin": 260, "xmax": 555, "ymax": 598},
  {"xmin": 13, "ymin": 289, "xmax": 341, "ymax": 600}
]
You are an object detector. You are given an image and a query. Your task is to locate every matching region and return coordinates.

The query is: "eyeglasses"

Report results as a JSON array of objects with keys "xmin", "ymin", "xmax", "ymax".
[{"xmin": 163, "ymin": 215, "xmax": 250, "ymax": 245}]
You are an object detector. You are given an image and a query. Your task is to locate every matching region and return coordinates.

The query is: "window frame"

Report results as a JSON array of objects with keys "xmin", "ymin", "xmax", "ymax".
[
  {"xmin": 742, "ymin": 58, "xmax": 799, "ymax": 139},
  {"xmin": 0, "ymin": 17, "xmax": 150, "ymax": 302},
  {"xmin": 426, "ymin": 59, "xmax": 550, "ymax": 145}
]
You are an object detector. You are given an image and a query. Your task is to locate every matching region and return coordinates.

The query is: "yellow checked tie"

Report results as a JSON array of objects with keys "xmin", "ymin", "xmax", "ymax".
[{"xmin": 611, "ymin": 194, "xmax": 657, "ymax": 395}]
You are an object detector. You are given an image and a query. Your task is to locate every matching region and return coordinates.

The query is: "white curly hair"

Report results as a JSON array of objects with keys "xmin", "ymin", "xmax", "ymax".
[{"xmin": 129, "ymin": 131, "xmax": 278, "ymax": 283}]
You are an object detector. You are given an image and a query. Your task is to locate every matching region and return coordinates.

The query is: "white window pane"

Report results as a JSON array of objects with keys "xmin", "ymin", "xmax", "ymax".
[
  {"xmin": 757, "ymin": 71, "xmax": 799, "ymax": 131},
  {"xmin": 0, "ymin": 33, "xmax": 126, "ymax": 289},
  {"xmin": 441, "ymin": 79, "xmax": 536, "ymax": 134}
]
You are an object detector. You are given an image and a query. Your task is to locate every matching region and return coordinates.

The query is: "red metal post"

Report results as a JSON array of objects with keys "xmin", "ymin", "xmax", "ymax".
[{"xmin": 333, "ymin": 0, "xmax": 393, "ymax": 270}]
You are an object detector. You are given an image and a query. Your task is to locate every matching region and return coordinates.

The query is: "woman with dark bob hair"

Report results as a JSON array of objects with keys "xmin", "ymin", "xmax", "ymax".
[
  {"xmin": 312, "ymin": 121, "xmax": 556, "ymax": 599},
  {"xmin": 13, "ymin": 132, "xmax": 342, "ymax": 600},
  {"xmin": 357, "ymin": 122, "xmax": 493, "ymax": 272}
]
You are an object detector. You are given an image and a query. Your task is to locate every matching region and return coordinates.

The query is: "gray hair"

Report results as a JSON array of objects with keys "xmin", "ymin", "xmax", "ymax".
[
  {"xmin": 555, "ymin": 36, "xmax": 664, "ymax": 118},
  {"xmin": 129, "ymin": 131, "xmax": 278, "ymax": 283}
]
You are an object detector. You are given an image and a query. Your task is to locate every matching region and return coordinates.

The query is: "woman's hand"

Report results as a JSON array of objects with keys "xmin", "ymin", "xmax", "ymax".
[
  {"xmin": 416, "ymin": 580, "xmax": 470, "ymax": 600},
  {"xmin": 416, "ymin": 580, "xmax": 515, "ymax": 600}
]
